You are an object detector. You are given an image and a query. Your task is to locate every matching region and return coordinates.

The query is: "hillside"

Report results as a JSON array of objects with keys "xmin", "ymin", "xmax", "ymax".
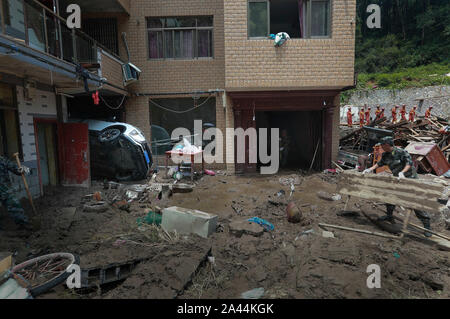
[{"xmin": 354, "ymin": 0, "xmax": 450, "ymax": 90}]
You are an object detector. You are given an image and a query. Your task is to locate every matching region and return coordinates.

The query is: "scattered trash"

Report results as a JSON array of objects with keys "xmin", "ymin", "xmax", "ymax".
[
  {"xmin": 247, "ymin": 217, "xmax": 274, "ymax": 231},
  {"xmin": 269, "ymin": 32, "xmax": 290, "ymax": 47},
  {"xmin": 295, "ymin": 229, "xmax": 314, "ymax": 241},
  {"xmin": 137, "ymin": 211, "xmax": 162, "ymax": 226},
  {"xmin": 126, "ymin": 190, "xmax": 139, "ymax": 200},
  {"xmin": 207, "ymin": 256, "xmax": 216, "ymax": 266},
  {"xmin": 204, "ymin": 169, "xmax": 216, "ymax": 176},
  {"xmin": 286, "ymin": 202, "xmax": 302, "ymax": 224},
  {"xmin": 279, "ymin": 175, "xmax": 301, "ymax": 186},
  {"xmin": 172, "ymin": 183, "xmax": 193, "ymax": 193},
  {"xmin": 83, "ymin": 201, "xmax": 109, "ymax": 213},
  {"xmin": 229, "ymin": 220, "xmax": 265, "ymax": 237},
  {"xmin": 393, "ymin": 252, "xmax": 400, "ymax": 259},
  {"xmin": 0, "ymin": 278, "xmax": 31, "ymax": 299},
  {"xmin": 241, "ymin": 287, "xmax": 265, "ymax": 299},
  {"xmin": 93, "ymin": 192, "xmax": 102, "ymax": 201},
  {"xmin": 289, "ymin": 183, "xmax": 295, "ymax": 198},
  {"xmin": 276, "ymin": 190, "xmax": 285, "ymax": 197},
  {"xmin": 445, "ymin": 219, "xmax": 450, "ymax": 230},
  {"xmin": 323, "ymin": 169, "xmax": 337, "ymax": 174},
  {"xmin": 161, "ymin": 206, "xmax": 218, "ymax": 238},
  {"xmin": 317, "ymin": 191, "xmax": 342, "ymax": 201},
  {"xmin": 322, "ymin": 231, "xmax": 335, "ymax": 238}
]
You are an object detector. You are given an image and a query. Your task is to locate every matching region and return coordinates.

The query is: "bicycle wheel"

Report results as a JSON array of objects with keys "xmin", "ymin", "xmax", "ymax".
[{"xmin": 11, "ymin": 252, "xmax": 80, "ymax": 297}]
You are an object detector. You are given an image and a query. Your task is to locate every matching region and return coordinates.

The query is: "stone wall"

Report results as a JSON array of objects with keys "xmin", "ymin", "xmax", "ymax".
[{"xmin": 345, "ymin": 85, "xmax": 450, "ymax": 121}]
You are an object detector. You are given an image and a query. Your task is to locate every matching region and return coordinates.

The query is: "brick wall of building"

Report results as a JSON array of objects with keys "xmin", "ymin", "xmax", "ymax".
[
  {"xmin": 223, "ymin": 0, "xmax": 356, "ymax": 90},
  {"xmin": 121, "ymin": 0, "xmax": 225, "ymax": 94}
]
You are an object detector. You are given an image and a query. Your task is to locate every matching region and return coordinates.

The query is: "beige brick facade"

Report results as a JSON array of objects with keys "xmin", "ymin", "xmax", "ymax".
[
  {"xmin": 95, "ymin": 0, "xmax": 356, "ymax": 172},
  {"xmin": 223, "ymin": 0, "xmax": 356, "ymax": 90}
]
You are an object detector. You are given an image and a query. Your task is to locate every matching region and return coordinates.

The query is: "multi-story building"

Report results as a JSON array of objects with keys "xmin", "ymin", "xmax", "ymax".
[
  {"xmin": 0, "ymin": 0, "xmax": 355, "ymax": 200},
  {"xmin": 116, "ymin": 0, "xmax": 356, "ymax": 173},
  {"xmin": 0, "ymin": 0, "xmax": 130, "ymax": 198}
]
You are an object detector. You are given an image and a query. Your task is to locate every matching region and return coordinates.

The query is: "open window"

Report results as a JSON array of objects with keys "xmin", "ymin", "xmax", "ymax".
[{"xmin": 248, "ymin": 0, "xmax": 331, "ymax": 39}]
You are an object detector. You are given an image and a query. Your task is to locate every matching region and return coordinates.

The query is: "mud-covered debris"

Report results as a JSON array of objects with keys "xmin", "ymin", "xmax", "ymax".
[
  {"xmin": 241, "ymin": 287, "xmax": 264, "ymax": 299},
  {"xmin": 286, "ymin": 202, "xmax": 302, "ymax": 223},
  {"xmin": 317, "ymin": 191, "xmax": 342, "ymax": 201},
  {"xmin": 322, "ymin": 230, "xmax": 335, "ymax": 238},
  {"xmin": 229, "ymin": 220, "xmax": 265, "ymax": 237}
]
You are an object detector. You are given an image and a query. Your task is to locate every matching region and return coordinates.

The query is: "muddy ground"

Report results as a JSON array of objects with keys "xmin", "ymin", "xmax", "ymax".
[{"xmin": 1, "ymin": 170, "xmax": 449, "ymax": 299}]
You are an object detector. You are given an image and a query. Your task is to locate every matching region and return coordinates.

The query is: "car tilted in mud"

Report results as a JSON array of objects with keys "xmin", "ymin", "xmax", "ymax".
[{"xmin": 76, "ymin": 120, "xmax": 152, "ymax": 181}]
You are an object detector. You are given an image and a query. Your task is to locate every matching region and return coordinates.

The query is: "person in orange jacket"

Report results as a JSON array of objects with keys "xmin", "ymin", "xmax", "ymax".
[
  {"xmin": 391, "ymin": 106, "xmax": 398, "ymax": 123},
  {"xmin": 375, "ymin": 105, "xmax": 381, "ymax": 120},
  {"xmin": 365, "ymin": 107, "xmax": 371, "ymax": 125},
  {"xmin": 359, "ymin": 108, "xmax": 365, "ymax": 127},
  {"xmin": 425, "ymin": 106, "xmax": 433, "ymax": 119},
  {"xmin": 409, "ymin": 106, "xmax": 417, "ymax": 122},
  {"xmin": 400, "ymin": 104, "xmax": 407, "ymax": 121},
  {"xmin": 380, "ymin": 108, "xmax": 385, "ymax": 119},
  {"xmin": 347, "ymin": 108, "xmax": 353, "ymax": 127}
]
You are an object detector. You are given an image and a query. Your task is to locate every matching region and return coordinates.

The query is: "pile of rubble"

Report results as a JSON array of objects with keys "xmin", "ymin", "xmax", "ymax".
[{"xmin": 339, "ymin": 116, "xmax": 450, "ymax": 176}]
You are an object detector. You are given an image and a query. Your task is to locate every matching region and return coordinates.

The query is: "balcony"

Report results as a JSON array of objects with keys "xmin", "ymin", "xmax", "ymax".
[
  {"xmin": 0, "ymin": 0, "xmax": 127, "ymax": 94},
  {"xmin": 59, "ymin": 0, "xmax": 130, "ymax": 14}
]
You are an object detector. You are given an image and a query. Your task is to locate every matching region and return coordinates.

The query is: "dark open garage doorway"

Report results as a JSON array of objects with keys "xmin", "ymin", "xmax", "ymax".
[{"xmin": 256, "ymin": 110, "xmax": 322, "ymax": 172}]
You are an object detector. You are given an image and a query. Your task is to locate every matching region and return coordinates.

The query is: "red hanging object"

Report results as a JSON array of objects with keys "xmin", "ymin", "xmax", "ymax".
[{"xmin": 92, "ymin": 91, "xmax": 99, "ymax": 105}]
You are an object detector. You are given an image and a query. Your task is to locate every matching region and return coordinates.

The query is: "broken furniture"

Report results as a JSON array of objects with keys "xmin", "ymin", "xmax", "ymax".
[
  {"xmin": 165, "ymin": 150, "xmax": 204, "ymax": 182},
  {"xmin": 336, "ymin": 170, "xmax": 448, "ymax": 241},
  {"xmin": 405, "ymin": 142, "xmax": 450, "ymax": 176},
  {"xmin": 161, "ymin": 206, "xmax": 218, "ymax": 238}
]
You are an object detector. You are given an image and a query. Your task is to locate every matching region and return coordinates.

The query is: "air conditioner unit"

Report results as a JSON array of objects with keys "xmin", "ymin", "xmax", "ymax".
[{"xmin": 122, "ymin": 62, "xmax": 141, "ymax": 86}]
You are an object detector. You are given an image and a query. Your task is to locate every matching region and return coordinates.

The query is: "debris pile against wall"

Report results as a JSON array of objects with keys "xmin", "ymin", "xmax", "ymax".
[
  {"xmin": 339, "ymin": 115, "xmax": 450, "ymax": 175},
  {"xmin": 344, "ymin": 85, "xmax": 450, "ymax": 121}
]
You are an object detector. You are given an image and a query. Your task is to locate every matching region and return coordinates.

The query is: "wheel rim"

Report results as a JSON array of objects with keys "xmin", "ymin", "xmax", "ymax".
[
  {"xmin": 100, "ymin": 128, "xmax": 120, "ymax": 142},
  {"xmin": 12, "ymin": 253, "xmax": 76, "ymax": 289}
]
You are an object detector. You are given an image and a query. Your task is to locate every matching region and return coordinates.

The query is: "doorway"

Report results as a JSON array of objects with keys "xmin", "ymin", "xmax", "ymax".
[
  {"xmin": 256, "ymin": 111, "xmax": 323, "ymax": 171},
  {"xmin": 34, "ymin": 119, "xmax": 59, "ymax": 191}
]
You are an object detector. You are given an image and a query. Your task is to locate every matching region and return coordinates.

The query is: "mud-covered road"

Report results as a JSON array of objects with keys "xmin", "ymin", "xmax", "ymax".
[{"xmin": 1, "ymin": 170, "xmax": 449, "ymax": 299}]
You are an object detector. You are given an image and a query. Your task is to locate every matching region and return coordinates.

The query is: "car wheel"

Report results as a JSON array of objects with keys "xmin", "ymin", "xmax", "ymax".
[{"xmin": 99, "ymin": 128, "xmax": 121, "ymax": 144}]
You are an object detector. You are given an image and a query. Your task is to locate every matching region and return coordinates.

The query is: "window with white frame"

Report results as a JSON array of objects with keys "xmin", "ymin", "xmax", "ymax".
[
  {"xmin": 147, "ymin": 16, "xmax": 214, "ymax": 59},
  {"xmin": 247, "ymin": 0, "xmax": 331, "ymax": 39}
]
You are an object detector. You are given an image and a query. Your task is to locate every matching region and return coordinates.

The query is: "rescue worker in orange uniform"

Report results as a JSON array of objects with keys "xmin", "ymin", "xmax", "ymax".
[
  {"xmin": 391, "ymin": 106, "xmax": 398, "ymax": 123},
  {"xmin": 365, "ymin": 107, "xmax": 371, "ymax": 125},
  {"xmin": 380, "ymin": 108, "xmax": 385, "ymax": 119},
  {"xmin": 359, "ymin": 108, "xmax": 365, "ymax": 127},
  {"xmin": 425, "ymin": 106, "xmax": 433, "ymax": 119},
  {"xmin": 400, "ymin": 104, "xmax": 407, "ymax": 121},
  {"xmin": 375, "ymin": 106, "xmax": 381, "ymax": 120},
  {"xmin": 409, "ymin": 106, "xmax": 417, "ymax": 122},
  {"xmin": 347, "ymin": 108, "xmax": 353, "ymax": 127}
]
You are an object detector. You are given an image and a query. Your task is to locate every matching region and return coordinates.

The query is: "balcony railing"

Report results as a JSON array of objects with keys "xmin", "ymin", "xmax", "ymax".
[{"xmin": 0, "ymin": 0, "xmax": 121, "ymax": 65}]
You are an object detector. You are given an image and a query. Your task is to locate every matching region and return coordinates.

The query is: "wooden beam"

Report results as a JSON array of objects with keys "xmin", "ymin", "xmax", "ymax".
[{"xmin": 336, "ymin": 170, "xmax": 446, "ymax": 214}]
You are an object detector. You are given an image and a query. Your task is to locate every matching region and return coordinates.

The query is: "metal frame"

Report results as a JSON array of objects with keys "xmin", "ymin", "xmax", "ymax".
[
  {"xmin": 0, "ymin": 0, "xmax": 123, "ymax": 63},
  {"xmin": 247, "ymin": 0, "xmax": 270, "ymax": 39},
  {"xmin": 147, "ymin": 16, "xmax": 214, "ymax": 60},
  {"xmin": 247, "ymin": 0, "xmax": 332, "ymax": 40},
  {"xmin": 305, "ymin": 0, "xmax": 332, "ymax": 39}
]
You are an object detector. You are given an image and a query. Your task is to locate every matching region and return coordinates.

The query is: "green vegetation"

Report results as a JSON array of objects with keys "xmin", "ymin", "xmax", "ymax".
[{"xmin": 354, "ymin": 0, "xmax": 450, "ymax": 89}]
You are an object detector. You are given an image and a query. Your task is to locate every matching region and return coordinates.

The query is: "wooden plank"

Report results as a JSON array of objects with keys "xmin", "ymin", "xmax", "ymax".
[{"xmin": 336, "ymin": 170, "xmax": 446, "ymax": 213}]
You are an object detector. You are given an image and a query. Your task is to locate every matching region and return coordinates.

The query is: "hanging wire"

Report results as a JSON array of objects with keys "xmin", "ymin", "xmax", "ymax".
[
  {"xmin": 149, "ymin": 95, "xmax": 213, "ymax": 114},
  {"xmin": 100, "ymin": 94, "xmax": 127, "ymax": 110}
]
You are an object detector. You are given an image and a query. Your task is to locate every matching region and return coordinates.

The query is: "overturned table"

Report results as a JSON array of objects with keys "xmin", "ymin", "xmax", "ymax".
[{"xmin": 165, "ymin": 150, "xmax": 204, "ymax": 182}]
